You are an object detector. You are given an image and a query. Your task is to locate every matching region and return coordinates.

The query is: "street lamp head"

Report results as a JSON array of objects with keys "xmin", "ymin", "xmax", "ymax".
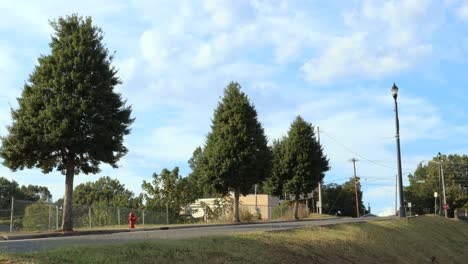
[{"xmin": 391, "ymin": 83, "xmax": 399, "ymax": 99}]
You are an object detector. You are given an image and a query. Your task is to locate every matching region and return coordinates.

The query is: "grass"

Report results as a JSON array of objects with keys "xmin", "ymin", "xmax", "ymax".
[{"xmin": 1, "ymin": 216, "xmax": 466, "ymax": 264}]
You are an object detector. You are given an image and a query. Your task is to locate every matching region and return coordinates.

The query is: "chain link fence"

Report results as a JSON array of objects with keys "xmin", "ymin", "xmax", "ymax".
[
  {"xmin": 0, "ymin": 198, "xmax": 311, "ymax": 233},
  {"xmin": 2, "ymin": 198, "xmax": 169, "ymax": 233},
  {"xmin": 195, "ymin": 200, "xmax": 310, "ymax": 222}
]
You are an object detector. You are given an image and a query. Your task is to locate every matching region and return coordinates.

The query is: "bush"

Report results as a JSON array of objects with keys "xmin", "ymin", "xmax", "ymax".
[
  {"xmin": 240, "ymin": 208, "xmax": 254, "ymax": 221},
  {"xmin": 22, "ymin": 203, "xmax": 57, "ymax": 231}
]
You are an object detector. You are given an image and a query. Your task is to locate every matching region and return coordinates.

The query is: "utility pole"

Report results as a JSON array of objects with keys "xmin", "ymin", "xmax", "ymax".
[
  {"xmin": 438, "ymin": 153, "xmax": 448, "ymax": 218},
  {"xmin": 438, "ymin": 160, "xmax": 442, "ymax": 215},
  {"xmin": 317, "ymin": 126, "xmax": 322, "ymax": 215},
  {"xmin": 349, "ymin": 158, "xmax": 360, "ymax": 218}
]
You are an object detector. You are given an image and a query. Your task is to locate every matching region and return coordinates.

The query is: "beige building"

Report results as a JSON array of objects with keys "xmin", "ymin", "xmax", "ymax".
[
  {"xmin": 187, "ymin": 194, "xmax": 281, "ymax": 221},
  {"xmin": 238, "ymin": 193, "xmax": 281, "ymax": 220}
]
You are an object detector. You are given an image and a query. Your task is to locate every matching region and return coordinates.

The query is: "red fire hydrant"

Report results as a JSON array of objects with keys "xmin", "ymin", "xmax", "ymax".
[{"xmin": 129, "ymin": 211, "xmax": 137, "ymax": 229}]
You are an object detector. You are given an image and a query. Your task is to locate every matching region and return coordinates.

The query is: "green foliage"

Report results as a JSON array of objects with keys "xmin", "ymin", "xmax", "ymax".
[
  {"xmin": 264, "ymin": 138, "xmax": 288, "ymax": 197},
  {"xmin": 22, "ymin": 203, "xmax": 57, "ymax": 231},
  {"xmin": 264, "ymin": 116, "xmax": 330, "ymax": 219},
  {"xmin": 0, "ymin": 15, "xmax": 133, "ymax": 230},
  {"xmin": 271, "ymin": 201, "xmax": 290, "ymax": 219},
  {"xmin": 73, "ymin": 176, "xmax": 142, "ymax": 208},
  {"xmin": 20, "ymin": 185, "xmax": 52, "ymax": 202},
  {"xmin": 0, "ymin": 177, "xmax": 52, "ymax": 208},
  {"xmin": 0, "ymin": 15, "xmax": 133, "ymax": 175},
  {"xmin": 199, "ymin": 197, "xmax": 233, "ymax": 222},
  {"xmin": 239, "ymin": 208, "xmax": 254, "ymax": 221},
  {"xmin": 186, "ymin": 147, "xmax": 218, "ymax": 198},
  {"xmin": 0, "ymin": 177, "xmax": 21, "ymax": 209},
  {"xmin": 404, "ymin": 154, "xmax": 468, "ymax": 215},
  {"xmin": 283, "ymin": 116, "xmax": 330, "ymax": 197},
  {"xmin": 201, "ymin": 82, "xmax": 271, "ymax": 196},
  {"xmin": 142, "ymin": 167, "xmax": 197, "ymax": 219},
  {"xmin": 322, "ymin": 179, "xmax": 365, "ymax": 217}
]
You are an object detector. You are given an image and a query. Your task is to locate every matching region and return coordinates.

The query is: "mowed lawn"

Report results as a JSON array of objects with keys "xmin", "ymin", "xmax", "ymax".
[{"xmin": 2, "ymin": 216, "xmax": 467, "ymax": 264}]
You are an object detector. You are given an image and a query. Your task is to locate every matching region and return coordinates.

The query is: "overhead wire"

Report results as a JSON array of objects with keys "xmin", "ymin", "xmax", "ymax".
[{"xmin": 320, "ymin": 130, "xmax": 414, "ymax": 174}]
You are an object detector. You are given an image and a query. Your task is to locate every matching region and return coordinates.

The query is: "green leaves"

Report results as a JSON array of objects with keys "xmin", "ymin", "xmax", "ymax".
[
  {"xmin": 202, "ymin": 82, "xmax": 271, "ymax": 196},
  {"xmin": 0, "ymin": 14, "xmax": 133, "ymax": 231},
  {"xmin": 265, "ymin": 116, "xmax": 330, "ymax": 199},
  {"xmin": 0, "ymin": 14, "xmax": 133, "ymax": 175},
  {"xmin": 73, "ymin": 176, "xmax": 141, "ymax": 208},
  {"xmin": 405, "ymin": 154, "xmax": 468, "ymax": 214},
  {"xmin": 142, "ymin": 167, "xmax": 196, "ymax": 216}
]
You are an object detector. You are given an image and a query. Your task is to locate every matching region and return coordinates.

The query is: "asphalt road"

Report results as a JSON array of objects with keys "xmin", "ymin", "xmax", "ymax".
[{"xmin": 0, "ymin": 217, "xmax": 393, "ymax": 254}]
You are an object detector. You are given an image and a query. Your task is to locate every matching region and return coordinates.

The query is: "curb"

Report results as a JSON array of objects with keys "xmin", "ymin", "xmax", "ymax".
[{"xmin": 1, "ymin": 217, "xmax": 344, "ymax": 241}]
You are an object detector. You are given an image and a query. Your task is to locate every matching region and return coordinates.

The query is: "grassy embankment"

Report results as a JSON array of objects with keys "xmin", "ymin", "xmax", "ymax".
[{"xmin": 2, "ymin": 215, "xmax": 467, "ymax": 264}]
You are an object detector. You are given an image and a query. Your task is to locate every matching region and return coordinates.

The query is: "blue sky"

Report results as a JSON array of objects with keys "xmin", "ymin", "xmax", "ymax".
[{"xmin": 1, "ymin": 0, "xmax": 467, "ymax": 216}]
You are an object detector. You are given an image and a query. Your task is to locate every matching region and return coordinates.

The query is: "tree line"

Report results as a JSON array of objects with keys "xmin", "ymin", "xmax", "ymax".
[
  {"xmin": 404, "ymin": 154, "xmax": 468, "ymax": 216},
  {"xmin": 0, "ymin": 177, "xmax": 52, "ymax": 209},
  {"xmin": 1, "ymin": 15, "xmax": 466, "ymax": 231},
  {"xmin": 0, "ymin": 15, "xmax": 329, "ymax": 229}
]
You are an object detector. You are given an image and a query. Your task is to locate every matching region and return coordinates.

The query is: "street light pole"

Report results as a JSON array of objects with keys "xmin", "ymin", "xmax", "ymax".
[
  {"xmin": 317, "ymin": 126, "xmax": 322, "ymax": 215},
  {"xmin": 391, "ymin": 83, "xmax": 406, "ymax": 218}
]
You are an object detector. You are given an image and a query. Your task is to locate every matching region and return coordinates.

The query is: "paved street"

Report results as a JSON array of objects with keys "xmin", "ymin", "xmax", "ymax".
[{"xmin": 0, "ymin": 217, "xmax": 393, "ymax": 254}]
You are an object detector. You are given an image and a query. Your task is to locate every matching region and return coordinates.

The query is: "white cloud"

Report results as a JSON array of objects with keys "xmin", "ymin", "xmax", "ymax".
[
  {"xmin": 377, "ymin": 207, "xmax": 396, "ymax": 217},
  {"xmin": 302, "ymin": 0, "xmax": 436, "ymax": 84},
  {"xmin": 134, "ymin": 126, "xmax": 205, "ymax": 162},
  {"xmin": 0, "ymin": 0, "xmax": 465, "ymax": 216},
  {"xmin": 456, "ymin": 2, "xmax": 468, "ymax": 21}
]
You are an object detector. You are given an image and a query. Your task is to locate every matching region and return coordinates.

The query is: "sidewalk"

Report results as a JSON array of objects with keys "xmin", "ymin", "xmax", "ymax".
[{"xmin": 1, "ymin": 216, "xmax": 341, "ymax": 241}]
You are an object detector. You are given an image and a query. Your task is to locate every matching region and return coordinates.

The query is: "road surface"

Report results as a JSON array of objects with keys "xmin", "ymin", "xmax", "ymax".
[{"xmin": 0, "ymin": 217, "xmax": 393, "ymax": 253}]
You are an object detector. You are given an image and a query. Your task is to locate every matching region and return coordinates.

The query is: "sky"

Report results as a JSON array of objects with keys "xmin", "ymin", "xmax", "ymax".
[{"xmin": 0, "ymin": 0, "xmax": 467, "ymax": 216}]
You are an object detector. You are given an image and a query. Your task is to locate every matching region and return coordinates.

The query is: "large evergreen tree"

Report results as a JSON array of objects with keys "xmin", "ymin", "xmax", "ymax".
[
  {"xmin": 264, "ymin": 138, "xmax": 288, "ymax": 197},
  {"xmin": 202, "ymin": 82, "xmax": 271, "ymax": 222},
  {"xmin": 0, "ymin": 15, "xmax": 133, "ymax": 231},
  {"xmin": 187, "ymin": 146, "xmax": 217, "ymax": 198},
  {"xmin": 266, "ymin": 116, "xmax": 329, "ymax": 219}
]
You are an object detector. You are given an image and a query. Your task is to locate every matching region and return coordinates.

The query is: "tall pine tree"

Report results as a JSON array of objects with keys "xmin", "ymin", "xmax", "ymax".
[
  {"xmin": 266, "ymin": 116, "xmax": 330, "ymax": 219},
  {"xmin": 0, "ymin": 15, "xmax": 133, "ymax": 231},
  {"xmin": 202, "ymin": 82, "xmax": 271, "ymax": 222}
]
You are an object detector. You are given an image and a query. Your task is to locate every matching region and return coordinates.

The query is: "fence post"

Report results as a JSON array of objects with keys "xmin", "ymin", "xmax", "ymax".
[
  {"xmin": 88, "ymin": 206, "xmax": 92, "ymax": 228},
  {"xmin": 56, "ymin": 205, "xmax": 59, "ymax": 230},
  {"xmin": 9, "ymin": 197, "xmax": 14, "ymax": 233},
  {"xmin": 117, "ymin": 208, "xmax": 120, "ymax": 226},
  {"xmin": 48, "ymin": 205, "xmax": 52, "ymax": 230},
  {"xmin": 142, "ymin": 210, "xmax": 145, "ymax": 226},
  {"xmin": 166, "ymin": 203, "xmax": 169, "ymax": 225}
]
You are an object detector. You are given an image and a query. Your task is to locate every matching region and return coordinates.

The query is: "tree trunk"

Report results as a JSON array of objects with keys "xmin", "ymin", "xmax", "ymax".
[
  {"xmin": 62, "ymin": 158, "xmax": 75, "ymax": 231},
  {"xmin": 294, "ymin": 195, "xmax": 300, "ymax": 220},
  {"xmin": 233, "ymin": 188, "xmax": 240, "ymax": 223}
]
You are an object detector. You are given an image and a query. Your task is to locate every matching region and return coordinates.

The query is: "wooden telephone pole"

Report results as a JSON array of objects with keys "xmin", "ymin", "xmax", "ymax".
[{"xmin": 349, "ymin": 158, "xmax": 360, "ymax": 218}]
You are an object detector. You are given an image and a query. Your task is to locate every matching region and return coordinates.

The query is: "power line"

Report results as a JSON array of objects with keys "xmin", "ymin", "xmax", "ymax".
[{"xmin": 320, "ymin": 131, "xmax": 413, "ymax": 173}]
